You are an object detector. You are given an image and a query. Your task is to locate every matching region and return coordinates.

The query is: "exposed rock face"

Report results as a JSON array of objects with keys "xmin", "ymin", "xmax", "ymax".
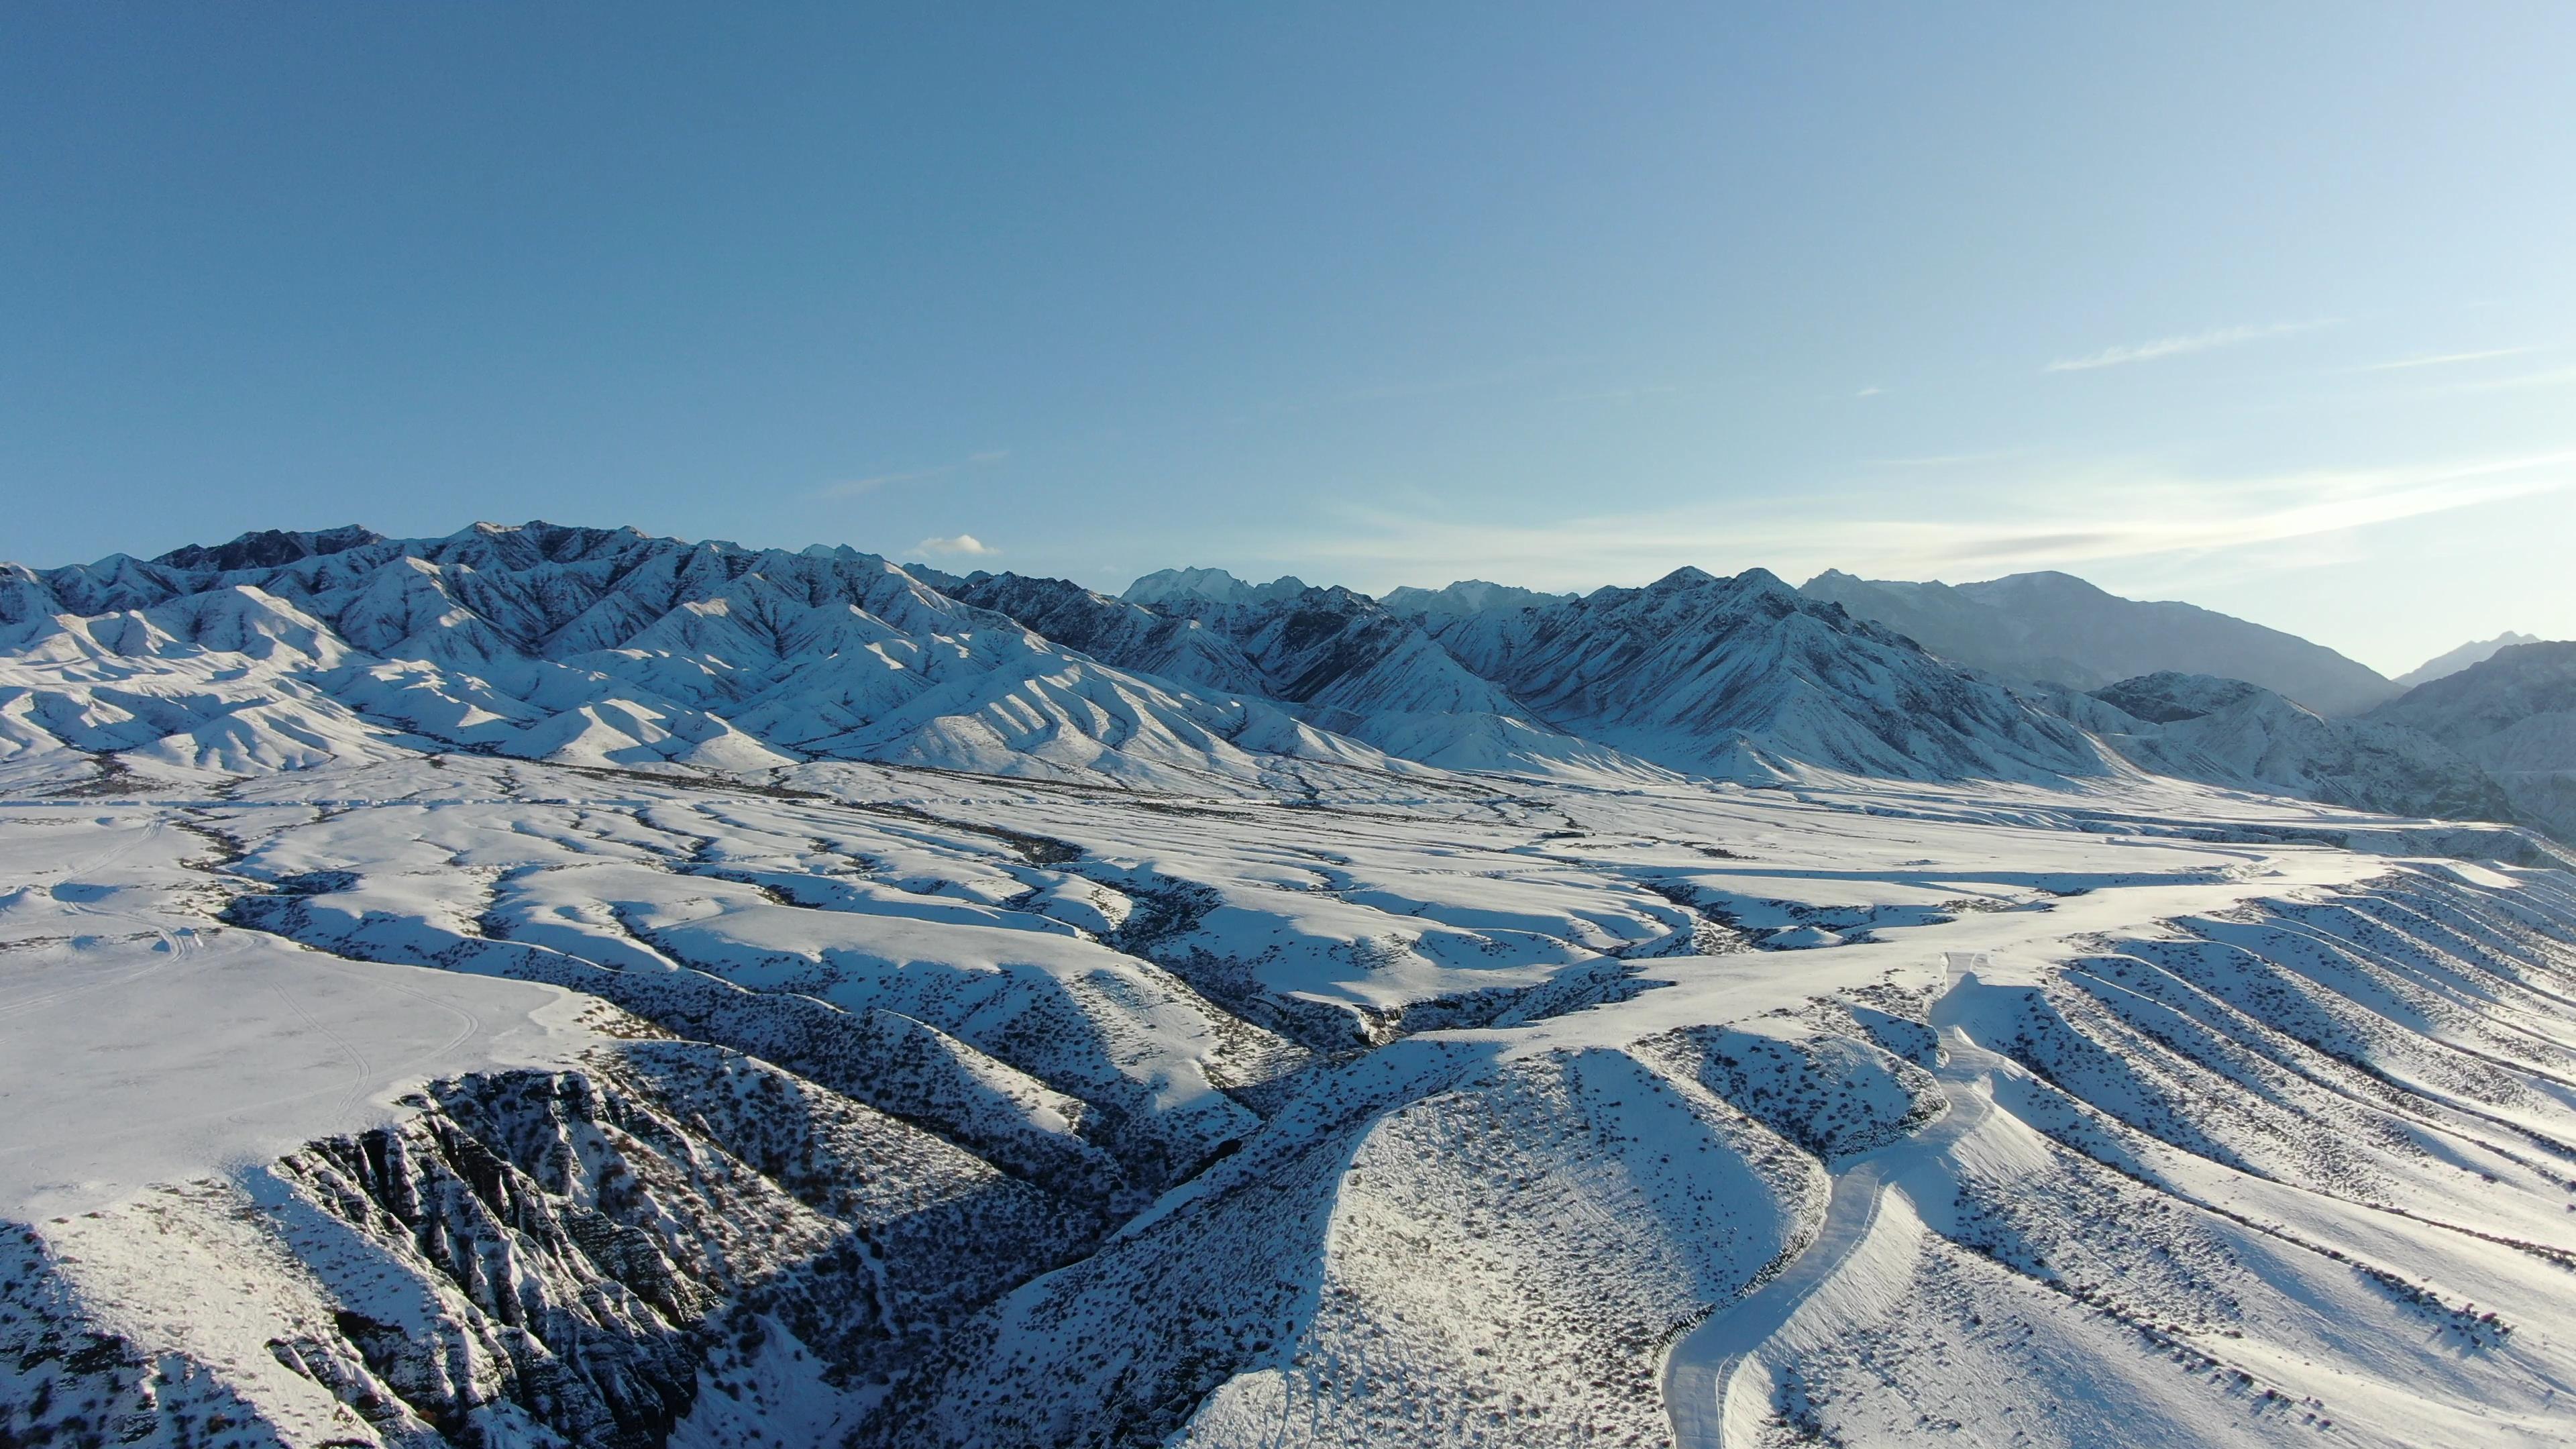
[
  {"xmin": 3, "ymin": 1042, "xmax": 1095, "ymax": 1449},
  {"xmin": 153, "ymin": 526, "xmax": 387, "ymax": 574}
]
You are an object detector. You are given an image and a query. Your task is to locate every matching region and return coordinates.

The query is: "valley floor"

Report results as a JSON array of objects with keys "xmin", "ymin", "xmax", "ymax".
[{"xmin": 5, "ymin": 755, "xmax": 2575, "ymax": 1448}]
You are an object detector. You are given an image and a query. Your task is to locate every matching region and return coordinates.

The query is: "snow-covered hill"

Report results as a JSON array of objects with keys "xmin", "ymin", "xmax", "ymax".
[
  {"xmin": 2053, "ymin": 671, "xmax": 2514, "ymax": 824},
  {"xmin": 2371, "ymin": 641, "xmax": 2576, "ymax": 844},
  {"xmin": 1804, "ymin": 568, "xmax": 2401, "ymax": 716}
]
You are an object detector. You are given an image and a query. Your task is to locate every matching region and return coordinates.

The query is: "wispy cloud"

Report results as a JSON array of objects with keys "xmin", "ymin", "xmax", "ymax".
[
  {"xmin": 1862, "ymin": 448, "xmax": 2030, "ymax": 468},
  {"xmin": 2044, "ymin": 321, "xmax": 2328, "ymax": 374},
  {"xmin": 914, "ymin": 533, "xmax": 998, "ymax": 557},
  {"xmin": 2349, "ymin": 345, "xmax": 2540, "ymax": 372},
  {"xmin": 2420, "ymin": 363, "xmax": 2576, "ymax": 396},
  {"xmin": 1854, "ymin": 386, "xmax": 1884, "ymax": 398},
  {"xmin": 1552, "ymin": 383, "xmax": 1681, "ymax": 405},
  {"xmin": 811, "ymin": 449, "xmax": 1010, "ymax": 500},
  {"xmin": 1270, "ymin": 448, "xmax": 2576, "ymax": 593}
]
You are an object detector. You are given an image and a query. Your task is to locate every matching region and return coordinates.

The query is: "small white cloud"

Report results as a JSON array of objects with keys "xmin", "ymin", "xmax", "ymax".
[
  {"xmin": 1855, "ymin": 386, "xmax": 1884, "ymax": 398},
  {"xmin": 2045, "ymin": 320, "xmax": 2327, "ymax": 374},
  {"xmin": 914, "ymin": 533, "xmax": 997, "ymax": 556}
]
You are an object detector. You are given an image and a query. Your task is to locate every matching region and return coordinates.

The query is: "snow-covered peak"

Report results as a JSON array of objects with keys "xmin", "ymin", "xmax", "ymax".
[
  {"xmin": 2366, "ymin": 641, "xmax": 2576, "ymax": 841},
  {"xmin": 2376, "ymin": 641, "xmax": 2576, "ymax": 731},
  {"xmin": 1122, "ymin": 566, "xmax": 1310, "ymax": 607},
  {"xmin": 1432, "ymin": 566, "xmax": 2110, "ymax": 782},
  {"xmin": 152, "ymin": 524, "xmax": 384, "ymax": 573},
  {"xmin": 1646, "ymin": 564, "xmax": 1725, "ymax": 590},
  {"xmin": 1377, "ymin": 579, "xmax": 1574, "ymax": 618}
]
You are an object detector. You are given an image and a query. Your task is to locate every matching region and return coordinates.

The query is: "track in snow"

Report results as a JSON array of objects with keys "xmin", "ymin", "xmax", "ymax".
[{"xmin": 1662, "ymin": 951, "xmax": 2003, "ymax": 1448}]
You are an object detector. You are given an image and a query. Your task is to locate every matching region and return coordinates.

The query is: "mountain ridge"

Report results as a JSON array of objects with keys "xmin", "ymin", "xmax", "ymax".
[
  {"xmin": 11, "ymin": 521, "xmax": 2560, "ymax": 839},
  {"xmin": 2396, "ymin": 630, "xmax": 2544, "ymax": 689},
  {"xmin": 1802, "ymin": 566, "xmax": 2400, "ymax": 716}
]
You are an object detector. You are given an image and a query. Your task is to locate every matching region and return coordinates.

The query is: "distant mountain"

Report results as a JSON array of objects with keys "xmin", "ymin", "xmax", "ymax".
[
  {"xmin": 1122, "ymin": 566, "xmax": 1309, "ymax": 608},
  {"xmin": 941, "ymin": 572, "xmax": 1273, "ymax": 700},
  {"xmin": 2368, "ymin": 641, "xmax": 2576, "ymax": 842},
  {"xmin": 151, "ymin": 523, "xmax": 384, "ymax": 572},
  {"xmin": 1377, "ymin": 580, "xmax": 1574, "ymax": 618},
  {"xmin": 1428, "ymin": 567, "xmax": 2111, "ymax": 782},
  {"xmin": 2393, "ymin": 631, "xmax": 2541, "ymax": 690},
  {"xmin": 2057, "ymin": 672, "xmax": 2512, "ymax": 824},
  {"xmin": 979, "ymin": 575, "xmax": 1658, "ymax": 779},
  {"xmin": 1802, "ymin": 568, "xmax": 2399, "ymax": 717},
  {"xmin": 0, "ymin": 522, "xmax": 1395, "ymax": 794},
  {"xmin": 33, "ymin": 523, "xmax": 2545, "ymax": 814}
]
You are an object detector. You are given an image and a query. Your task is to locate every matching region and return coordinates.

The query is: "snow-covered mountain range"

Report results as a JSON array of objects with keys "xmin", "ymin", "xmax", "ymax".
[
  {"xmin": 0, "ymin": 523, "xmax": 2131, "ymax": 797},
  {"xmin": 5, "ymin": 522, "xmax": 2566, "ymax": 841},
  {"xmin": 7, "ymin": 521, "xmax": 2576, "ymax": 1449}
]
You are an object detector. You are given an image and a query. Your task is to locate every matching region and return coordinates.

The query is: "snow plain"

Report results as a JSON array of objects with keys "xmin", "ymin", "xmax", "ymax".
[{"xmin": 0, "ymin": 811, "xmax": 598, "ymax": 1221}]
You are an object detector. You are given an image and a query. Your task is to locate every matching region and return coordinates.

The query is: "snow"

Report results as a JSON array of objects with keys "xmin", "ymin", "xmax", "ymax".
[
  {"xmin": 0, "ymin": 809, "xmax": 600, "ymax": 1220},
  {"xmin": 7, "ymin": 521, "xmax": 2576, "ymax": 1449}
]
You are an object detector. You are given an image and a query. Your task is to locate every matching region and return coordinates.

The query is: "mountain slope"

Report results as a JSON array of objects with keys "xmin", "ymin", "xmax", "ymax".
[
  {"xmin": 1804, "ymin": 568, "xmax": 2400, "ymax": 716},
  {"xmin": 2059, "ymin": 671, "xmax": 2514, "ymax": 824},
  {"xmin": 939, "ymin": 572, "xmax": 1274, "ymax": 699},
  {"xmin": 2369, "ymin": 641, "xmax": 2576, "ymax": 842},
  {"xmin": 1430, "ymin": 567, "xmax": 2112, "ymax": 782},
  {"xmin": 979, "ymin": 576, "xmax": 1662, "ymax": 778},
  {"xmin": 2396, "ymin": 631, "xmax": 2546, "ymax": 689}
]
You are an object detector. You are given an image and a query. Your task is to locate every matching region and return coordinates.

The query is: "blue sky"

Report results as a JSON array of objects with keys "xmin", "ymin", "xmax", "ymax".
[{"xmin": 5, "ymin": 3, "xmax": 2572, "ymax": 674}]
